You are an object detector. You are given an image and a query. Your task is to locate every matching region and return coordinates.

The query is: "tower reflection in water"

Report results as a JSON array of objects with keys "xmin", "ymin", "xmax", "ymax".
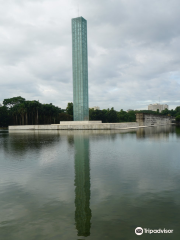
[{"xmin": 74, "ymin": 134, "xmax": 92, "ymax": 237}]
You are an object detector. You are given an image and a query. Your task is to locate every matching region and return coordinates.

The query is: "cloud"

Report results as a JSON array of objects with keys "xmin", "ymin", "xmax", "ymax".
[{"xmin": 0, "ymin": 0, "xmax": 180, "ymax": 110}]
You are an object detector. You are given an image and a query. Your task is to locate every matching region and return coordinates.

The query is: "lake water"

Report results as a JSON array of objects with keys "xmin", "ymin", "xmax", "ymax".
[{"xmin": 0, "ymin": 126, "xmax": 180, "ymax": 240}]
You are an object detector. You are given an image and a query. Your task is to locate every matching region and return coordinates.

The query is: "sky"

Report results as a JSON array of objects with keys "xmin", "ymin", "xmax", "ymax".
[{"xmin": 0, "ymin": 0, "xmax": 180, "ymax": 111}]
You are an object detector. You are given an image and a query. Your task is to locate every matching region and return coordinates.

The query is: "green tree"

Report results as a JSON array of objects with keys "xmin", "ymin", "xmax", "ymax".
[
  {"xmin": 66, "ymin": 102, "xmax": 73, "ymax": 116},
  {"xmin": 118, "ymin": 109, "xmax": 128, "ymax": 122},
  {"xmin": 161, "ymin": 108, "xmax": 169, "ymax": 115},
  {"xmin": 126, "ymin": 110, "xmax": 136, "ymax": 122},
  {"xmin": 0, "ymin": 106, "xmax": 10, "ymax": 127},
  {"xmin": 89, "ymin": 109, "xmax": 102, "ymax": 121},
  {"xmin": 107, "ymin": 107, "xmax": 118, "ymax": 123},
  {"xmin": 59, "ymin": 113, "xmax": 73, "ymax": 121},
  {"xmin": 3, "ymin": 96, "xmax": 25, "ymax": 108},
  {"xmin": 176, "ymin": 115, "xmax": 180, "ymax": 122}
]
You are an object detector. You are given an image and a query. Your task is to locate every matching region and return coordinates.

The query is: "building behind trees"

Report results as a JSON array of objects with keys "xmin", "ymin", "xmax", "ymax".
[{"xmin": 148, "ymin": 103, "xmax": 168, "ymax": 113}]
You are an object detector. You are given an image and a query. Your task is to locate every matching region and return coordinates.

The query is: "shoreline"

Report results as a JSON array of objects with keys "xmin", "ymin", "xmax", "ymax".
[{"xmin": 8, "ymin": 123, "xmax": 175, "ymax": 131}]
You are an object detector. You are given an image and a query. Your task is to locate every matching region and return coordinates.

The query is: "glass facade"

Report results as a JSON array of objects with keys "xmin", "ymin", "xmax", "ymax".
[{"xmin": 72, "ymin": 17, "xmax": 89, "ymax": 121}]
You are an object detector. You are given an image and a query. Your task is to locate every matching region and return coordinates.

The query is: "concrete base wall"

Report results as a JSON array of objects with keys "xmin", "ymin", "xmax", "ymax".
[
  {"xmin": 136, "ymin": 113, "xmax": 172, "ymax": 126},
  {"xmin": 144, "ymin": 115, "xmax": 171, "ymax": 126},
  {"xmin": 59, "ymin": 121, "xmax": 102, "ymax": 125},
  {"xmin": 9, "ymin": 122, "xmax": 139, "ymax": 130}
]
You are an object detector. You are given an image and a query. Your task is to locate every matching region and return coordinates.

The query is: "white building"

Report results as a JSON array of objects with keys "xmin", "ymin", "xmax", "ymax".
[
  {"xmin": 148, "ymin": 103, "xmax": 168, "ymax": 113},
  {"xmin": 90, "ymin": 106, "xmax": 100, "ymax": 110},
  {"xmin": 127, "ymin": 109, "xmax": 133, "ymax": 112}
]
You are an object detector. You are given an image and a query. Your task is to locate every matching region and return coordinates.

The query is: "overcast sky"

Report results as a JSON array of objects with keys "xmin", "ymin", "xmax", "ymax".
[{"xmin": 0, "ymin": 0, "xmax": 180, "ymax": 110}]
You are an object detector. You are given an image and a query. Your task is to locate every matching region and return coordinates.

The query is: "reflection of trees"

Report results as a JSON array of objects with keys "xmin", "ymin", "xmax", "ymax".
[
  {"xmin": 136, "ymin": 128, "xmax": 145, "ymax": 138},
  {"xmin": 0, "ymin": 130, "xmax": 9, "ymax": 138},
  {"xmin": 67, "ymin": 134, "xmax": 74, "ymax": 146},
  {"xmin": 4, "ymin": 131, "xmax": 60, "ymax": 156},
  {"xmin": 74, "ymin": 134, "xmax": 91, "ymax": 237},
  {"xmin": 136, "ymin": 125, "xmax": 176, "ymax": 139},
  {"xmin": 176, "ymin": 126, "xmax": 180, "ymax": 137}
]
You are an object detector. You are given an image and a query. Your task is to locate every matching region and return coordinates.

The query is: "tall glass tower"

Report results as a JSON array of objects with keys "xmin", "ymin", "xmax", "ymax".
[{"xmin": 72, "ymin": 17, "xmax": 89, "ymax": 121}]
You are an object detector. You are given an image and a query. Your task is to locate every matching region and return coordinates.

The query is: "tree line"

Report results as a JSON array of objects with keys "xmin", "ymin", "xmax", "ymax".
[
  {"xmin": 89, "ymin": 107, "xmax": 180, "ymax": 123},
  {"xmin": 1, "ymin": 96, "xmax": 180, "ymax": 127},
  {"xmin": 0, "ymin": 96, "xmax": 72, "ymax": 127}
]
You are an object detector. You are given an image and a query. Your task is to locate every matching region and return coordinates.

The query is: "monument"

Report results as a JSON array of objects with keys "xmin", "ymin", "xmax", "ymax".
[
  {"xmin": 72, "ymin": 17, "xmax": 89, "ymax": 121},
  {"xmin": 9, "ymin": 17, "xmax": 155, "ymax": 130}
]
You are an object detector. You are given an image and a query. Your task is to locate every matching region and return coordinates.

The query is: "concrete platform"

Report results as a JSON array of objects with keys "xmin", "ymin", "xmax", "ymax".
[
  {"xmin": 59, "ymin": 121, "xmax": 102, "ymax": 125},
  {"xmin": 9, "ymin": 122, "xmax": 139, "ymax": 130},
  {"xmin": 8, "ymin": 122, "xmax": 174, "ymax": 131}
]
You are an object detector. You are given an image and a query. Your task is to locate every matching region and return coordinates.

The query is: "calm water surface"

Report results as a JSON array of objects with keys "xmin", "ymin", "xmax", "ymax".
[{"xmin": 0, "ymin": 126, "xmax": 180, "ymax": 240}]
